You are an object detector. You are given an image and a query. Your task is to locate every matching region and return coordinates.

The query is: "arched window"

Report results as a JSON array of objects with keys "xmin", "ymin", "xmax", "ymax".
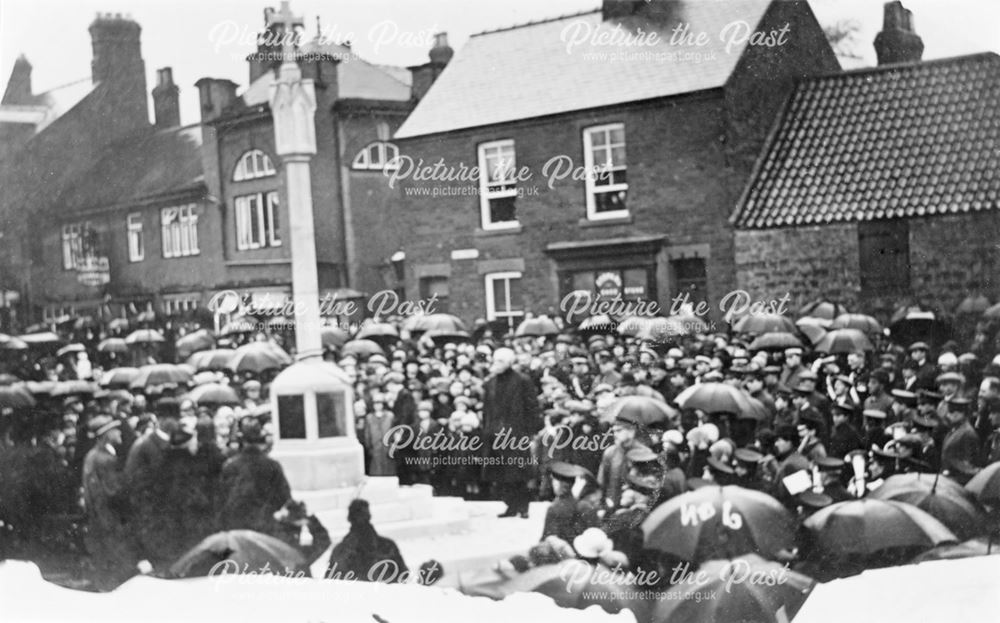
[
  {"xmin": 233, "ymin": 149, "xmax": 276, "ymax": 181},
  {"xmin": 352, "ymin": 141, "xmax": 400, "ymax": 171}
]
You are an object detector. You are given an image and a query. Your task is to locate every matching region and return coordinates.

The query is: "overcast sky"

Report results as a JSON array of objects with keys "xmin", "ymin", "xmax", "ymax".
[{"xmin": 1, "ymin": 0, "xmax": 998, "ymax": 126}]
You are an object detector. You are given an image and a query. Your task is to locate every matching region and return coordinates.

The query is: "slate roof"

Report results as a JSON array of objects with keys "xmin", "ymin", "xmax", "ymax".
[
  {"xmin": 395, "ymin": 0, "xmax": 773, "ymax": 139},
  {"xmin": 241, "ymin": 42, "xmax": 411, "ymax": 106},
  {"xmin": 732, "ymin": 52, "xmax": 1000, "ymax": 229},
  {"xmin": 57, "ymin": 123, "xmax": 204, "ymax": 213},
  {"xmin": 0, "ymin": 77, "xmax": 96, "ymax": 135}
]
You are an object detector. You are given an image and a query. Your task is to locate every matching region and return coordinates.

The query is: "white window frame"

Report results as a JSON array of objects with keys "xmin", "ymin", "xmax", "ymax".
[
  {"xmin": 485, "ymin": 271, "xmax": 524, "ymax": 323},
  {"xmin": 127, "ymin": 213, "xmax": 144, "ymax": 262},
  {"xmin": 235, "ymin": 191, "xmax": 281, "ymax": 250},
  {"xmin": 352, "ymin": 141, "xmax": 400, "ymax": 171},
  {"xmin": 161, "ymin": 204, "xmax": 199, "ymax": 259},
  {"xmin": 582, "ymin": 123, "xmax": 629, "ymax": 220},
  {"xmin": 61, "ymin": 224, "xmax": 81, "ymax": 270},
  {"xmin": 233, "ymin": 149, "xmax": 276, "ymax": 181},
  {"xmin": 477, "ymin": 139, "xmax": 519, "ymax": 230}
]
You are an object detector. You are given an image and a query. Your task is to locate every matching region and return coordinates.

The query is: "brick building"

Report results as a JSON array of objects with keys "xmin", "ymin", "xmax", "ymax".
[
  {"xmin": 731, "ymin": 2, "xmax": 1000, "ymax": 324},
  {"xmin": 0, "ymin": 7, "xmax": 419, "ymax": 329},
  {"xmin": 392, "ymin": 0, "xmax": 838, "ymax": 329}
]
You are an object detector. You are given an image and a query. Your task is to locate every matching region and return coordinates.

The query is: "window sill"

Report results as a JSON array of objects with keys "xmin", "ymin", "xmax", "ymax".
[
  {"xmin": 475, "ymin": 225, "xmax": 523, "ymax": 237},
  {"xmin": 578, "ymin": 214, "xmax": 633, "ymax": 228}
]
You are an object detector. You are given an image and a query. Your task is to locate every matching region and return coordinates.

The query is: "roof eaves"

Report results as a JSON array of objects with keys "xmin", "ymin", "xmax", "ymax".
[{"xmin": 470, "ymin": 8, "xmax": 601, "ymax": 38}]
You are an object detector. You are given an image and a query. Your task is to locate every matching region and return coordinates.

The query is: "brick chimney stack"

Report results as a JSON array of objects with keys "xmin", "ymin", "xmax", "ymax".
[
  {"xmin": 408, "ymin": 32, "xmax": 453, "ymax": 102},
  {"xmin": 2, "ymin": 55, "xmax": 35, "ymax": 105},
  {"xmin": 194, "ymin": 78, "xmax": 239, "ymax": 122},
  {"xmin": 152, "ymin": 67, "xmax": 180, "ymax": 127},
  {"xmin": 874, "ymin": 1, "xmax": 924, "ymax": 65},
  {"xmin": 88, "ymin": 13, "xmax": 145, "ymax": 84}
]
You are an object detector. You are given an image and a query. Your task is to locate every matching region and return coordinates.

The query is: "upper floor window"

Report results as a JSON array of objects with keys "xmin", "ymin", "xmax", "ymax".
[
  {"xmin": 235, "ymin": 191, "xmax": 281, "ymax": 250},
  {"xmin": 477, "ymin": 139, "xmax": 518, "ymax": 229},
  {"xmin": 233, "ymin": 149, "xmax": 276, "ymax": 181},
  {"xmin": 583, "ymin": 123, "xmax": 628, "ymax": 220},
  {"xmin": 161, "ymin": 204, "xmax": 199, "ymax": 258},
  {"xmin": 352, "ymin": 141, "xmax": 400, "ymax": 171},
  {"xmin": 61, "ymin": 222, "xmax": 97, "ymax": 270},
  {"xmin": 127, "ymin": 213, "xmax": 144, "ymax": 262}
]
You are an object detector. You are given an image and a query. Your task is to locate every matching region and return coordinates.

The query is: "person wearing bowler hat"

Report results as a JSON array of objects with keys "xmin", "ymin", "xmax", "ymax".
[
  {"xmin": 907, "ymin": 342, "xmax": 937, "ymax": 392},
  {"xmin": 940, "ymin": 396, "xmax": 981, "ymax": 484},
  {"xmin": 82, "ymin": 414, "xmax": 137, "ymax": 590},
  {"xmin": 216, "ymin": 415, "xmax": 292, "ymax": 535}
]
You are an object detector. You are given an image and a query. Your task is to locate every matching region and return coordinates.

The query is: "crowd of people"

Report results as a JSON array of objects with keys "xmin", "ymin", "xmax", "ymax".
[{"xmin": 1, "ymin": 306, "xmax": 999, "ymax": 601}]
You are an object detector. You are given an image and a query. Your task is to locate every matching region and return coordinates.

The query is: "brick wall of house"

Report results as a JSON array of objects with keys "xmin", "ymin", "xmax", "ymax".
[
  {"xmin": 396, "ymin": 92, "xmax": 748, "ymax": 324},
  {"xmin": 909, "ymin": 211, "xmax": 1000, "ymax": 312},
  {"xmin": 734, "ymin": 223, "xmax": 862, "ymax": 310}
]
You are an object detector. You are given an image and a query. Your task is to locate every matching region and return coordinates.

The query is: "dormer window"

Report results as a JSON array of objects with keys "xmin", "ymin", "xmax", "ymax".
[{"xmin": 233, "ymin": 149, "xmax": 276, "ymax": 181}]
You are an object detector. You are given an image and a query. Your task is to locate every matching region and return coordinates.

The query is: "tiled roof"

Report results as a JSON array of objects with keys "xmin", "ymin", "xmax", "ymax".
[
  {"xmin": 732, "ymin": 52, "xmax": 1000, "ymax": 229},
  {"xmin": 57, "ymin": 124, "xmax": 204, "ymax": 212},
  {"xmin": 0, "ymin": 77, "xmax": 96, "ymax": 135},
  {"xmin": 395, "ymin": 0, "xmax": 773, "ymax": 138},
  {"xmin": 241, "ymin": 42, "xmax": 411, "ymax": 106}
]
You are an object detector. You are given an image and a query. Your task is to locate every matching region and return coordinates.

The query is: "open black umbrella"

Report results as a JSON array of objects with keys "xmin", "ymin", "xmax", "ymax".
[
  {"xmin": 965, "ymin": 462, "xmax": 1000, "ymax": 507},
  {"xmin": 100, "ymin": 367, "xmax": 140, "ymax": 389},
  {"xmin": 423, "ymin": 329, "xmax": 472, "ymax": 346},
  {"xmin": 227, "ymin": 342, "xmax": 292, "ymax": 374},
  {"xmin": 798, "ymin": 301, "xmax": 849, "ymax": 322},
  {"xmin": 795, "ymin": 317, "xmax": 828, "ymax": 346},
  {"xmin": 641, "ymin": 485, "xmax": 797, "ymax": 562},
  {"xmin": 956, "ymin": 295, "xmax": 991, "ymax": 315},
  {"xmin": 889, "ymin": 307, "xmax": 948, "ymax": 346},
  {"xmin": 186, "ymin": 383, "xmax": 241, "ymax": 407},
  {"xmin": 830, "ymin": 313, "xmax": 883, "ymax": 335},
  {"xmin": 56, "ymin": 343, "xmax": 86, "ymax": 358},
  {"xmin": 129, "ymin": 363, "xmax": 192, "ymax": 390},
  {"xmin": 176, "ymin": 329, "xmax": 216, "ymax": 360},
  {"xmin": 341, "ymin": 339, "xmax": 384, "ymax": 359},
  {"xmin": 405, "ymin": 313, "xmax": 467, "ymax": 333},
  {"xmin": 651, "ymin": 555, "xmax": 815, "ymax": 623},
  {"xmin": 803, "ymin": 498, "xmax": 956, "ymax": 556},
  {"xmin": 0, "ymin": 385, "xmax": 35, "ymax": 409},
  {"xmin": 97, "ymin": 338, "xmax": 129, "ymax": 354},
  {"xmin": 814, "ymin": 328, "xmax": 874, "ymax": 354},
  {"xmin": 0, "ymin": 333, "xmax": 28, "ymax": 350},
  {"xmin": 749, "ymin": 332, "xmax": 803, "ymax": 351},
  {"xmin": 51, "ymin": 380, "xmax": 97, "ymax": 398},
  {"xmin": 515, "ymin": 316, "xmax": 560, "ymax": 337},
  {"xmin": 675, "ymin": 382, "xmax": 758, "ymax": 417},
  {"xmin": 320, "ymin": 326, "xmax": 350, "ymax": 350},
  {"xmin": 869, "ymin": 473, "xmax": 988, "ymax": 540},
  {"xmin": 169, "ymin": 530, "xmax": 306, "ymax": 578},
  {"xmin": 124, "ymin": 329, "xmax": 165, "ymax": 345},
  {"xmin": 733, "ymin": 313, "xmax": 797, "ymax": 335},
  {"xmin": 188, "ymin": 348, "xmax": 237, "ymax": 372},
  {"xmin": 911, "ymin": 537, "xmax": 998, "ymax": 562},
  {"xmin": 608, "ymin": 395, "xmax": 680, "ymax": 427}
]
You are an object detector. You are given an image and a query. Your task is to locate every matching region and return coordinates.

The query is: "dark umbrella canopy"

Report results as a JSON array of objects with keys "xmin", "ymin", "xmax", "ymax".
[
  {"xmin": 18, "ymin": 332, "xmax": 64, "ymax": 347},
  {"xmin": 227, "ymin": 342, "xmax": 292, "ymax": 373},
  {"xmin": 423, "ymin": 329, "xmax": 472, "ymax": 345},
  {"xmin": 733, "ymin": 313, "xmax": 797, "ymax": 335},
  {"xmin": 186, "ymin": 383, "xmax": 241, "ymax": 407},
  {"xmin": 651, "ymin": 555, "xmax": 815, "ymax": 623},
  {"xmin": 129, "ymin": 363, "xmax": 193, "ymax": 390},
  {"xmin": 169, "ymin": 530, "xmax": 306, "ymax": 578},
  {"xmin": 798, "ymin": 301, "xmax": 849, "ymax": 322},
  {"xmin": 956, "ymin": 295, "xmax": 991, "ymax": 315},
  {"xmin": 608, "ymin": 395, "xmax": 680, "ymax": 427},
  {"xmin": 341, "ymin": 339, "xmax": 384, "ymax": 359},
  {"xmin": 888, "ymin": 308, "xmax": 948, "ymax": 346},
  {"xmin": 356, "ymin": 322, "xmax": 399, "ymax": 340},
  {"xmin": 176, "ymin": 329, "xmax": 216, "ymax": 359},
  {"xmin": 407, "ymin": 313, "xmax": 467, "ymax": 333},
  {"xmin": 97, "ymin": 366, "xmax": 138, "ymax": 388},
  {"xmin": 749, "ymin": 332, "xmax": 803, "ymax": 351},
  {"xmin": 830, "ymin": 313, "xmax": 883, "ymax": 335},
  {"xmin": 641, "ymin": 485, "xmax": 797, "ymax": 562},
  {"xmin": 319, "ymin": 327, "xmax": 350, "ymax": 350},
  {"xmin": 0, "ymin": 385, "xmax": 35, "ymax": 409},
  {"xmin": 803, "ymin": 499, "xmax": 957, "ymax": 556},
  {"xmin": 188, "ymin": 349, "xmax": 238, "ymax": 372},
  {"xmin": 814, "ymin": 328, "xmax": 874, "ymax": 354},
  {"xmin": 869, "ymin": 473, "xmax": 988, "ymax": 540},
  {"xmin": 795, "ymin": 317, "xmax": 828, "ymax": 346},
  {"xmin": 911, "ymin": 537, "xmax": 999, "ymax": 562},
  {"xmin": 515, "ymin": 316, "xmax": 560, "ymax": 337},
  {"xmin": 675, "ymin": 382, "xmax": 757, "ymax": 417},
  {"xmin": 96, "ymin": 338, "xmax": 129, "ymax": 354},
  {"xmin": 107, "ymin": 318, "xmax": 130, "ymax": 332},
  {"xmin": 55, "ymin": 343, "xmax": 86, "ymax": 358},
  {"xmin": 124, "ymin": 329, "xmax": 165, "ymax": 345},
  {"xmin": 965, "ymin": 462, "xmax": 1000, "ymax": 506}
]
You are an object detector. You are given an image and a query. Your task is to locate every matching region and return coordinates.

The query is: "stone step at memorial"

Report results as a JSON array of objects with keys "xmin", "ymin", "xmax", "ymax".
[{"xmin": 293, "ymin": 477, "xmax": 433, "ymax": 511}]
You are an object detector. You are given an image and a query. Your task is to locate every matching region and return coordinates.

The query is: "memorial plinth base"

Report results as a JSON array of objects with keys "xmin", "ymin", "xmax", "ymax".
[{"xmin": 271, "ymin": 437, "xmax": 364, "ymax": 492}]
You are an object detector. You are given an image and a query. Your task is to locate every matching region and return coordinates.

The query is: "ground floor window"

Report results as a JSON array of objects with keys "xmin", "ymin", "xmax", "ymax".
[
  {"xmin": 671, "ymin": 258, "xmax": 708, "ymax": 307},
  {"xmin": 485, "ymin": 271, "xmax": 524, "ymax": 330},
  {"xmin": 419, "ymin": 276, "xmax": 450, "ymax": 313}
]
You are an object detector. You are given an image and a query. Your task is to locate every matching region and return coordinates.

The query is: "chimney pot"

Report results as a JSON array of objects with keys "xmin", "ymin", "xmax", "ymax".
[
  {"xmin": 874, "ymin": 1, "xmax": 923, "ymax": 65},
  {"xmin": 195, "ymin": 77, "xmax": 239, "ymax": 122},
  {"xmin": 152, "ymin": 66, "xmax": 180, "ymax": 127}
]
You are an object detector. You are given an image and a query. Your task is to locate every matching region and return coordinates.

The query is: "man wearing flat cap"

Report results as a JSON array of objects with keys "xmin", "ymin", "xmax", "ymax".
[
  {"xmin": 935, "ymin": 371, "xmax": 965, "ymax": 421},
  {"xmin": 82, "ymin": 414, "xmax": 136, "ymax": 589},
  {"xmin": 780, "ymin": 347, "xmax": 807, "ymax": 391},
  {"xmin": 940, "ymin": 397, "xmax": 981, "ymax": 484}
]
